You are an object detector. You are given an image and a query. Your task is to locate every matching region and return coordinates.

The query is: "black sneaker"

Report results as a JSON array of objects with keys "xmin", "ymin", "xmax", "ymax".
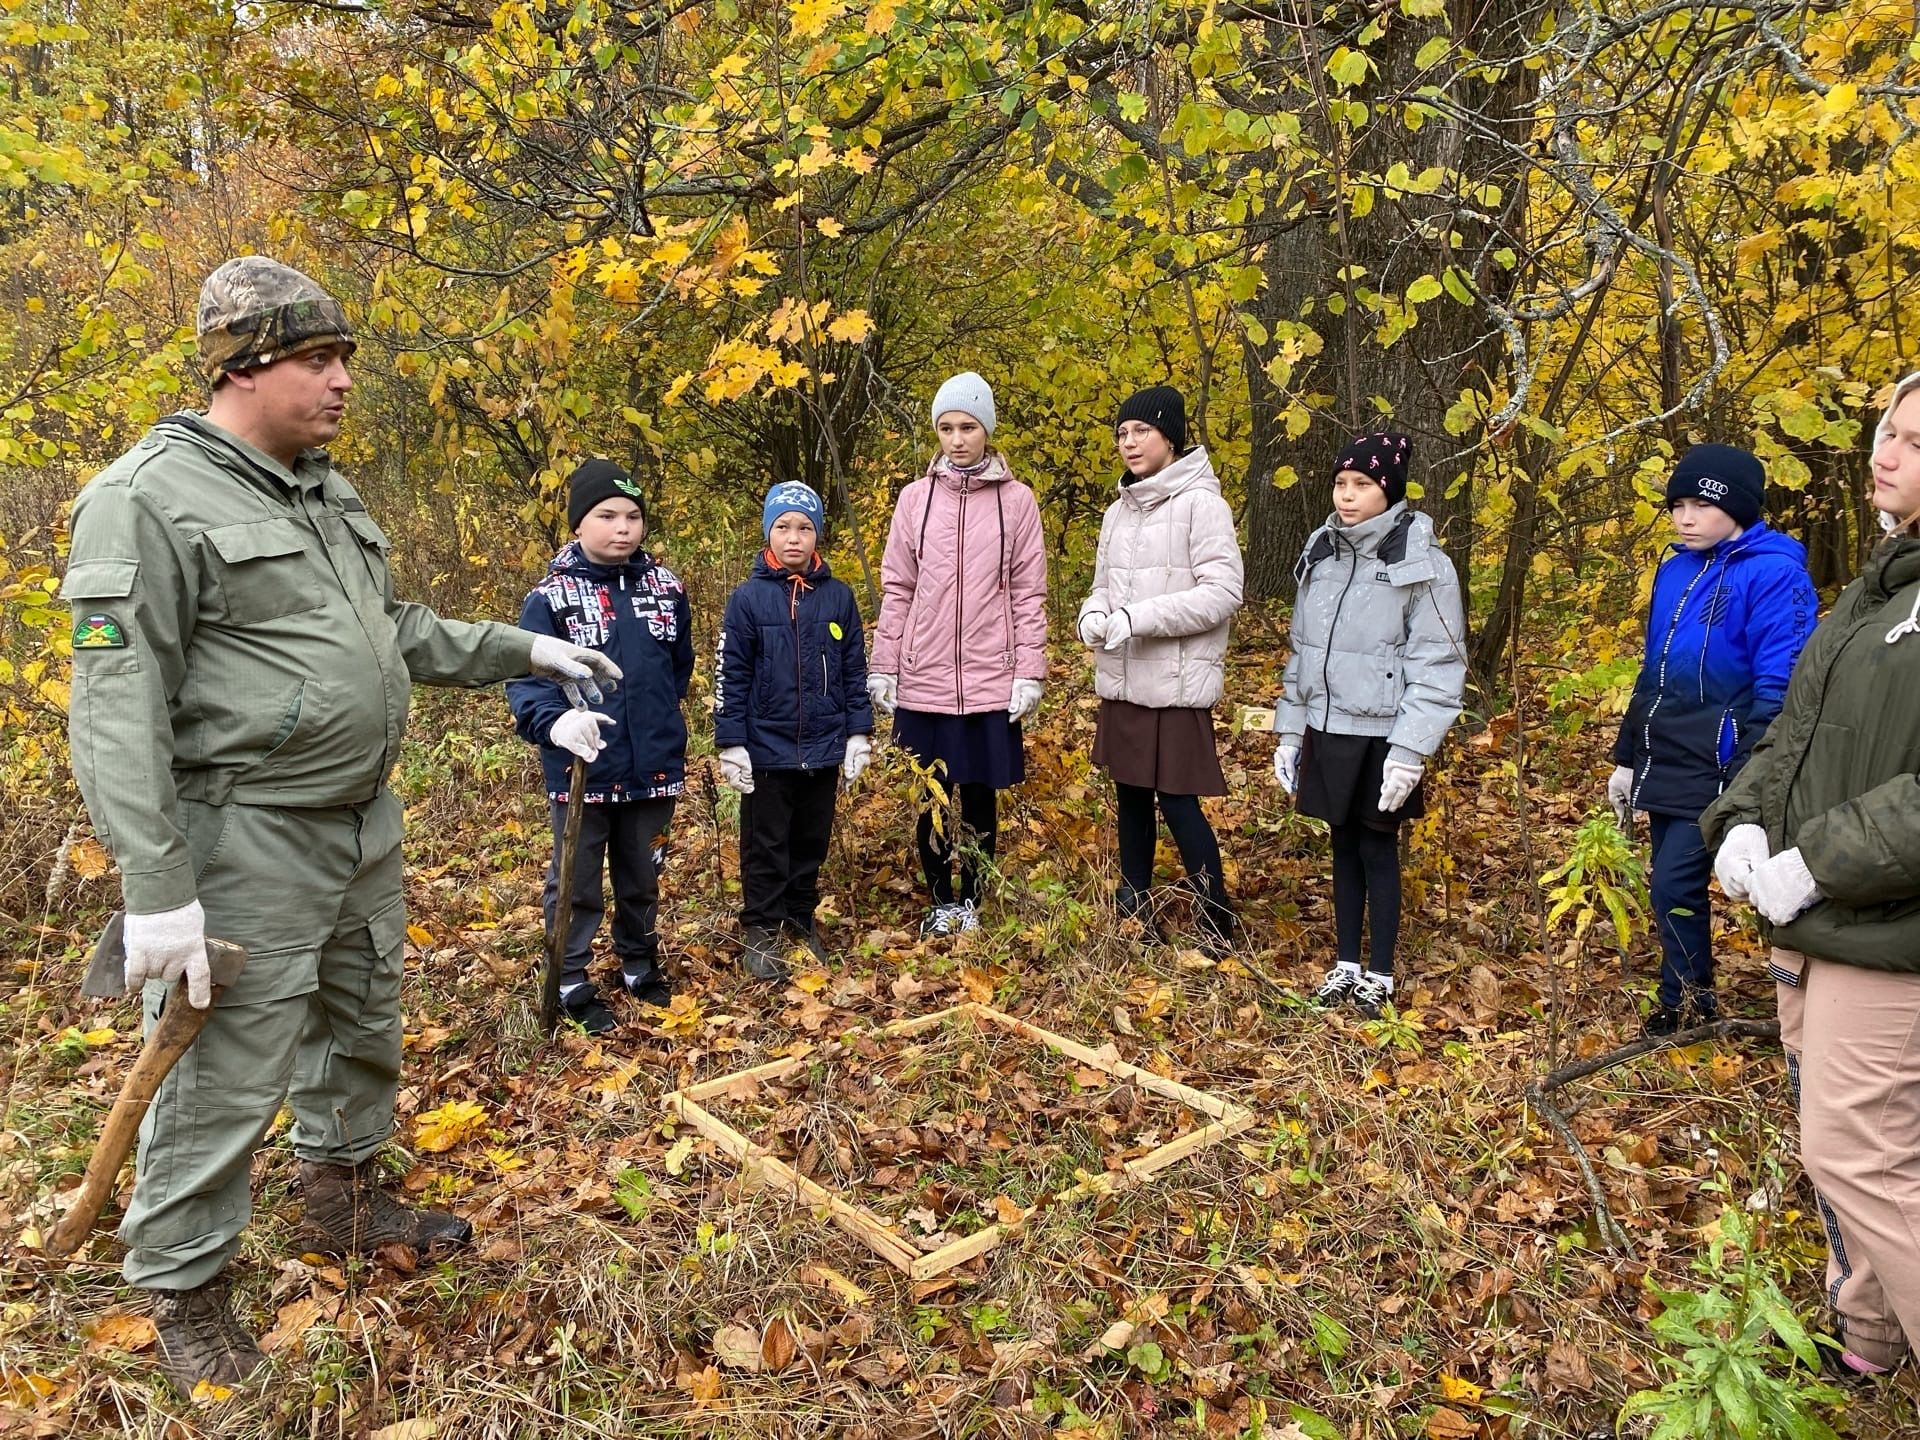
[
  {"xmin": 1642, "ymin": 1004, "xmax": 1683, "ymax": 1039},
  {"xmin": 622, "ymin": 973, "xmax": 672, "ymax": 1008},
  {"xmin": 563, "ymin": 994, "xmax": 619, "ymax": 1035},
  {"xmin": 1311, "ymin": 967, "xmax": 1361, "ymax": 1008},
  {"xmin": 740, "ymin": 926, "xmax": 789, "ymax": 982},
  {"xmin": 784, "ymin": 920, "xmax": 830, "ymax": 966},
  {"xmin": 1352, "ymin": 972, "xmax": 1394, "ymax": 1020}
]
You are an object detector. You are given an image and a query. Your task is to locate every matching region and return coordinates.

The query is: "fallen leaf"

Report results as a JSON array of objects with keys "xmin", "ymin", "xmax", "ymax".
[
  {"xmin": 1546, "ymin": 1337, "xmax": 1594, "ymax": 1393},
  {"xmin": 991, "ymin": 1194, "xmax": 1025, "ymax": 1226},
  {"xmin": 678, "ymin": 1363, "xmax": 723, "ymax": 1410},
  {"xmin": 803, "ymin": 1263, "xmax": 871, "ymax": 1307},
  {"xmin": 412, "ymin": 1100, "xmax": 488, "ymax": 1153},
  {"xmin": 259, "ymin": 1296, "xmax": 327, "ymax": 1354},
  {"xmin": 84, "ymin": 1311, "xmax": 156, "ymax": 1354},
  {"xmin": 1425, "ymin": 1406, "xmax": 1477, "ymax": 1440},
  {"xmin": 761, "ymin": 1316, "xmax": 798, "ymax": 1372},
  {"xmin": 370, "ymin": 1422, "xmax": 440, "ymax": 1440},
  {"xmin": 1437, "ymin": 1372, "xmax": 1483, "ymax": 1406},
  {"xmin": 664, "ymin": 1136, "xmax": 696, "ymax": 1177},
  {"xmin": 712, "ymin": 1324, "xmax": 763, "ymax": 1372}
]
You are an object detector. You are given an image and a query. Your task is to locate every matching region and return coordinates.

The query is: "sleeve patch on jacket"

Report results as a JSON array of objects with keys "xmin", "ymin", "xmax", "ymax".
[{"xmin": 73, "ymin": 613, "xmax": 128, "ymax": 649}]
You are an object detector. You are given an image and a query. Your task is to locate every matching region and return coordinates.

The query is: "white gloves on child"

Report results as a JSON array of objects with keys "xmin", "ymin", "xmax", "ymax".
[
  {"xmin": 1077, "ymin": 611, "xmax": 1108, "ymax": 647},
  {"xmin": 528, "ymin": 635, "xmax": 623, "ymax": 703},
  {"xmin": 1274, "ymin": 743, "xmax": 1301, "ymax": 794},
  {"xmin": 1607, "ymin": 765, "xmax": 1634, "ymax": 827},
  {"xmin": 1008, "ymin": 679, "xmax": 1044, "ymax": 723},
  {"xmin": 842, "ymin": 734, "xmax": 872, "ymax": 783},
  {"xmin": 549, "ymin": 710, "xmax": 615, "ymax": 762},
  {"xmin": 1712, "ymin": 823, "xmax": 1771, "ymax": 902},
  {"xmin": 1102, "ymin": 610, "xmax": 1134, "ymax": 651},
  {"xmin": 1747, "ymin": 846, "xmax": 1821, "ymax": 926},
  {"xmin": 718, "ymin": 746, "xmax": 755, "ymax": 794},
  {"xmin": 1378, "ymin": 759, "xmax": 1424, "ymax": 813},
  {"xmin": 867, "ymin": 673, "xmax": 898, "ymax": 715},
  {"xmin": 125, "ymin": 900, "xmax": 213, "ymax": 1008}
]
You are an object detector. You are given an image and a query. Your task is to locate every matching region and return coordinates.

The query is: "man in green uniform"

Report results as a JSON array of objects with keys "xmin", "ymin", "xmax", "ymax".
[{"xmin": 61, "ymin": 257, "xmax": 622, "ymax": 1391}]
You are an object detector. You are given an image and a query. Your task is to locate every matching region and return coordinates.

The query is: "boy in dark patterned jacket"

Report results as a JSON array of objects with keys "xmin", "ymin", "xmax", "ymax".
[{"xmin": 508, "ymin": 459, "xmax": 692, "ymax": 1034}]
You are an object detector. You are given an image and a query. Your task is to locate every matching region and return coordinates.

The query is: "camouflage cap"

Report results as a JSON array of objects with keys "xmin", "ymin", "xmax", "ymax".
[{"xmin": 195, "ymin": 256, "xmax": 356, "ymax": 383}]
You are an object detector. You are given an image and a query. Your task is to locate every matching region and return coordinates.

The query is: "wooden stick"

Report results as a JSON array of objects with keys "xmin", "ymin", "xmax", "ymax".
[
  {"xmin": 47, "ymin": 976, "xmax": 226, "ymax": 1258},
  {"xmin": 540, "ymin": 754, "xmax": 589, "ymax": 1035},
  {"xmin": 978, "ymin": 1008, "xmax": 1240, "ymax": 1120},
  {"xmin": 910, "ymin": 1221, "xmax": 1011, "ymax": 1280},
  {"xmin": 1124, "ymin": 1113, "xmax": 1254, "ymax": 1182},
  {"xmin": 677, "ymin": 1055, "xmax": 808, "ymax": 1104},
  {"xmin": 874, "ymin": 1002, "xmax": 980, "ymax": 1038}
]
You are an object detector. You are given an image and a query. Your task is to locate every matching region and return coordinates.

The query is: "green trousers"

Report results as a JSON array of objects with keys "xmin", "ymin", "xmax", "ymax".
[{"xmin": 120, "ymin": 790, "xmax": 408, "ymax": 1291}]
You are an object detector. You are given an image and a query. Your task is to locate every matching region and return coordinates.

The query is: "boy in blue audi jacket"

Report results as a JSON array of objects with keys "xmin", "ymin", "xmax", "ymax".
[
  {"xmin": 714, "ymin": 481, "xmax": 874, "ymax": 982},
  {"xmin": 1610, "ymin": 443, "xmax": 1817, "ymax": 1035},
  {"xmin": 508, "ymin": 459, "xmax": 693, "ymax": 1034}
]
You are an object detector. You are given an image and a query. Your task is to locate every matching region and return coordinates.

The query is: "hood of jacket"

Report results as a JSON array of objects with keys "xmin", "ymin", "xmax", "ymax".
[
  {"xmin": 545, "ymin": 538, "xmax": 659, "ymax": 585},
  {"xmin": 1117, "ymin": 445, "xmax": 1222, "ymax": 513},
  {"xmin": 751, "ymin": 549, "xmax": 832, "ymax": 586},
  {"xmin": 929, "ymin": 452, "xmax": 1015, "ymax": 496}
]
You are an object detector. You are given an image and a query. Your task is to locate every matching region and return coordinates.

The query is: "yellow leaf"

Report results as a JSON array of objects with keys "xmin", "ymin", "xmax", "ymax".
[
  {"xmin": 406, "ymin": 924, "xmax": 434, "ymax": 948},
  {"xmin": 865, "ymin": 0, "xmax": 898, "ymax": 31},
  {"xmin": 190, "ymin": 1379, "xmax": 235, "ymax": 1403},
  {"xmin": 791, "ymin": 969, "xmax": 829, "ymax": 994},
  {"xmin": 815, "ymin": 216, "xmax": 844, "ymax": 238},
  {"xmin": 370, "ymin": 1422, "xmax": 440, "ymax": 1440},
  {"xmin": 788, "ymin": 0, "xmax": 844, "ymax": 39},
  {"xmin": 665, "ymin": 1135, "xmax": 696, "ymax": 1176},
  {"xmin": 80, "ymin": 1027, "xmax": 115, "ymax": 1046},
  {"xmin": 412, "ymin": 1099, "xmax": 488, "ymax": 1153},
  {"xmin": 710, "ymin": 52, "xmax": 750, "ymax": 79},
  {"xmin": 826, "ymin": 309, "xmax": 873, "ymax": 343},
  {"xmin": 653, "ymin": 238, "xmax": 691, "ymax": 267},
  {"xmin": 802, "ymin": 1263, "xmax": 870, "ymax": 1306},
  {"xmin": 1438, "ymin": 1372, "xmax": 1483, "ymax": 1406},
  {"xmin": 68, "ymin": 837, "xmax": 110, "ymax": 879}
]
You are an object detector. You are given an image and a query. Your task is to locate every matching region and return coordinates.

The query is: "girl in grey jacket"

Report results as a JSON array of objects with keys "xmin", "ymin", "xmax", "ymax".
[{"xmin": 1275, "ymin": 433, "xmax": 1467, "ymax": 1017}]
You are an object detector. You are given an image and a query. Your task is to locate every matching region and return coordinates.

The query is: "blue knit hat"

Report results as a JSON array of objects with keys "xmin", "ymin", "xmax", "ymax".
[{"xmin": 762, "ymin": 480, "xmax": 825, "ymax": 540}]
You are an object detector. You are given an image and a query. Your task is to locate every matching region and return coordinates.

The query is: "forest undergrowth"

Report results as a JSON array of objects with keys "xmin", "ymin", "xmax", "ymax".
[{"xmin": 0, "ymin": 632, "xmax": 1908, "ymax": 1440}]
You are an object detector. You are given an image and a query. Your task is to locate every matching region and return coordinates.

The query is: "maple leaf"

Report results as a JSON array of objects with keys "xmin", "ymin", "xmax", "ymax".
[
  {"xmin": 412, "ymin": 1100, "xmax": 488, "ymax": 1153},
  {"xmin": 826, "ymin": 307, "xmax": 872, "ymax": 342}
]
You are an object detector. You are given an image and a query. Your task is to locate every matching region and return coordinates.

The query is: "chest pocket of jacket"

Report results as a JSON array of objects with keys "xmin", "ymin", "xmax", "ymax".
[
  {"xmin": 204, "ymin": 520, "xmax": 325, "ymax": 626},
  {"xmin": 342, "ymin": 511, "xmax": 393, "ymax": 596}
]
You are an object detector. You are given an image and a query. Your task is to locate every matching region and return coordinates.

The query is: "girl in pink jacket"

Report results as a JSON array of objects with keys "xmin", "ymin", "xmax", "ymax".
[{"xmin": 868, "ymin": 372, "xmax": 1049, "ymax": 936}]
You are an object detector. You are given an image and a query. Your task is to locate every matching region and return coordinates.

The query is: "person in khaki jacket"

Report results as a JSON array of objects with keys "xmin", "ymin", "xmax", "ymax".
[
  {"xmin": 60, "ymin": 257, "xmax": 619, "ymax": 1393},
  {"xmin": 1077, "ymin": 385, "xmax": 1244, "ymax": 953},
  {"xmin": 1702, "ymin": 370, "xmax": 1920, "ymax": 1379}
]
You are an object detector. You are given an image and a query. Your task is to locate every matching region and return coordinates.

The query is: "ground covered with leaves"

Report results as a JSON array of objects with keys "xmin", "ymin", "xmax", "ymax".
[{"xmin": 4, "ymin": 640, "xmax": 1916, "ymax": 1439}]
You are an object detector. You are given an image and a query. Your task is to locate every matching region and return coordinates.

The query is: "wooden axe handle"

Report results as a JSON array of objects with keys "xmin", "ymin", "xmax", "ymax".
[{"xmin": 45, "ymin": 977, "xmax": 223, "ymax": 1259}]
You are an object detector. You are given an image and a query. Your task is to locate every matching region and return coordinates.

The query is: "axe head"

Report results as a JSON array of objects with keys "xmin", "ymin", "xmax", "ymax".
[{"xmin": 82, "ymin": 912, "xmax": 250, "ymax": 998}]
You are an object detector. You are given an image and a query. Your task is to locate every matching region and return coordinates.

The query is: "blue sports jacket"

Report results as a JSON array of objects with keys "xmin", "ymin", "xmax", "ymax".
[
  {"xmin": 1614, "ymin": 522, "xmax": 1817, "ymax": 817},
  {"xmin": 714, "ymin": 552, "xmax": 873, "ymax": 771},
  {"xmin": 508, "ymin": 541, "xmax": 693, "ymax": 801}
]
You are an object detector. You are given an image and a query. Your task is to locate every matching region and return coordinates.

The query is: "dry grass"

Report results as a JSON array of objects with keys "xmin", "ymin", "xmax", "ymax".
[{"xmin": 4, "ymin": 680, "xmax": 1919, "ymax": 1438}]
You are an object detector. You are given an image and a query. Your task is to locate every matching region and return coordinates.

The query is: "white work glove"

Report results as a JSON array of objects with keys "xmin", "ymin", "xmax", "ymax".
[
  {"xmin": 124, "ymin": 900, "xmax": 213, "ymax": 1009},
  {"xmin": 1102, "ymin": 609, "xmax": 1134, "ymax": 651},
  {"xmin": 549, "ymin": 709, "xmax": 615, "ymax": 762},
  {"xmin": 1008, "ymin": 678, "xmax": 1044, "ymax": 723},
  {"xmin": 867, "ymin": 673, "xmax": 898, "ymax": 715},
  {"xmin": 717, "ymin": 746, "xmax": 755, "ymax": 794},
  {"xmin": 1274, "ymin": 743, "xmax": 1301, "ymax": 794},
  {"xmin": 1607, "ymin": 765, "xmax": 1635, "ymax": 827},
  {"xmin": 1077, "ymin": 611, "xmax": 1109, "ymax": 647},
  {"xmin": 842, "ymin": 734, "xmax": 872, "ymax": 783},
  {"xmin": 1747, "ymin": 846, "xmax": 1821, "ymax": 926},
  {"xmin": 528, "ymin": 635, "xmax": 623, "ymax": 705},
  {"xmin": 1712, "ymin": 823, "xmax": 1771, "ymax": 903},
  {"xmin": 1378, "ymin": 758, "xmax": 1425, "ymax": 813}
]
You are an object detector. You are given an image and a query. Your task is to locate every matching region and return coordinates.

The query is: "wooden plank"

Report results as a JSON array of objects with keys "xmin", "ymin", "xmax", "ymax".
[
  {"xmin": 910, "ymin": 1220, "xmax": 1010, "ymax": 1280},
  {"xmin": 1123, "ymin": 1112, "xmax": 1255, "ymax": 1182},
  {"xmin": 978, "ymin": 1007, "xmax": 1240, "ymax": 1121},
  {"xmin": 875, "ymin": 1002, "xmax": 980, "ymax": 1039},
  {"xmin": 677, "ymin": 1054, "xmax": 808, "ymax": 1104}
]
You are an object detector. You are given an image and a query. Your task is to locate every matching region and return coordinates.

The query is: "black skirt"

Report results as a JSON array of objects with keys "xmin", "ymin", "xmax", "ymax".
[
  {"xmin": 1296, "ymin": 728, "xmax": 1425, "ymax": 831},
  {"xmin": 892, "ymin": 707, "xmax": 1025, "ymax": 788}
]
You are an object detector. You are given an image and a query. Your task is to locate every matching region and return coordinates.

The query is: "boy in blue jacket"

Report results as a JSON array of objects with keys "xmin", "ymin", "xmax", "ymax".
[
  {"xmin": 714, "ymin": 481, "xmax": 874, "ymax": 981},
  {"xmin": 508, "ymin": 459, "xmax": 692, "ymax": 1034},
  {"xmin": 1610, "ymin": 443, "xmax": 1817, "ymax": 1035}
]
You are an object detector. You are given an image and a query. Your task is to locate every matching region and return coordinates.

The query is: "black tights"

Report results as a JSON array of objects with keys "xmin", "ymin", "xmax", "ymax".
[
  {"xmin": 917, "ymin": 783, "xmax": 998, "ymax": 904},
  {"xmin": 1330, "ymin": 821, "xmax": 1401, "ymax": 975},
  {"xmin": 1115, "ymin": 783, "xmax": 1232, "ymax": 936}
]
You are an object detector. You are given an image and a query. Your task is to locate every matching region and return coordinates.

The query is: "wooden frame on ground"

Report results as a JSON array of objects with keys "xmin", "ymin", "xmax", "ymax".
[{"xmin": 661, "ymin": 1002, "xmax": 1255, "ymax": 1280}]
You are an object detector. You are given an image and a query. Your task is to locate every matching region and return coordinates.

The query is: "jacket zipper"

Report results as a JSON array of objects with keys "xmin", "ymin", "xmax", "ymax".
[
  {"xmin": 954, "ymin": 485, "xmax": 967, "ymax": 711},
  {"xmin": 1319, "ymin": 533, "xmax": 1361, "ymax": 732},
  {"xmin": 1636, "ymin": 556, "xmax": 1715, "ymax": 808}
]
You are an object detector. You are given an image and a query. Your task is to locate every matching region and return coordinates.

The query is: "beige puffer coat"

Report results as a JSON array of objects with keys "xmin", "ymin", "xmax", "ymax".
[{"xmin": 1078, "ymin": 446, "xmax": 1245, "ymax": 709}]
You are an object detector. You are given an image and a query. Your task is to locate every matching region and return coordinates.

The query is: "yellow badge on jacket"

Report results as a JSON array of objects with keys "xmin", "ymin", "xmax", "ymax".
[{"xmin": 829, "ymin": 622, "xmax": 844, "ymax": 640}]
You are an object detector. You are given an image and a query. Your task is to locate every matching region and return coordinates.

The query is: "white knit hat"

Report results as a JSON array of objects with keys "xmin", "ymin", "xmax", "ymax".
[{"xmin": 930, "ymin": 371, "xmax": 996, "ymax": 435}]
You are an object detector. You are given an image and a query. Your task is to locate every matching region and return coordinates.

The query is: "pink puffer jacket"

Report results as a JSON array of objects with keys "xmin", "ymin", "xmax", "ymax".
[{"xmin": 870, "ymin": 455, "xmax": 1049, "ymax": 714}]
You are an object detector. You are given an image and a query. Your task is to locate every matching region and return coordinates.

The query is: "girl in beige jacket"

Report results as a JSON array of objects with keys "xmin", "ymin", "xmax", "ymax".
[{"xmin": 1077, "ymin": 385, "xmax": 1245, "ymax": 950}]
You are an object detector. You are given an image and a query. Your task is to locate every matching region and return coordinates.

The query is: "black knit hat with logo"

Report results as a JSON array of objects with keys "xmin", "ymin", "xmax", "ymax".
[
  {"xmin": 1115, "ymin": 384, "xmax": 1188, "ymax": 454},
  {"xmin": 1665, "ymin": 443, "xmax": 1764, "ymax": 528},
  {"xmin": 567, "ymin": 458, "xmax": 648, "ymax": 532}
]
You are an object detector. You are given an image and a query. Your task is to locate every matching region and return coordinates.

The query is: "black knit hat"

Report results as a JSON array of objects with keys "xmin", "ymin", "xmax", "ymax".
[
  {"xmin": 566, "ymin": 458, "xmax": 647, "ymax": 533},
  {"xmin": 1666, "ymin": 443, "xmax": 1764, "ymax": 529},
  {"xmin": 1333, "ymin": 432, "xmax": 1413, "ymax": 505},
  {"xmin": 1115, "ymin": 384, "xmax": 1188, "ymax": 454}
]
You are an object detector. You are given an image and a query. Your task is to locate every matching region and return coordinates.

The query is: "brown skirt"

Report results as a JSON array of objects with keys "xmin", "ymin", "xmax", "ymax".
[{"xmin": 1092, "ymin": 699, "xmax": 1227, "ymax": 796}]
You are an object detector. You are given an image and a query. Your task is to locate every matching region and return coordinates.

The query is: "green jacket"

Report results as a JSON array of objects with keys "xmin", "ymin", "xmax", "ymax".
[
  {"xmin": 62, "ymin": 413, "xmax": 535, "ymax": 913},
  {"xmin": 1701, "ymin": 535, "xmax": 1920, "ymax": 972}
]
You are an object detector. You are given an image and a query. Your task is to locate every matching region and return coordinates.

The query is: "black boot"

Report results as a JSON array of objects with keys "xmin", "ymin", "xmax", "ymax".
[
  {"xmin": 740, "ymin": 925, "xmax": 789, "ymax": 982},
  {"xmin": 151, "ymin": 1271, "xmax": 265, "ymax": 1392},
  {"xmin": 295, "ymin": 1159, "xmax": 473, "ymax": 1259},
  {"xmin": 1116, "ymin": 886, "xmax": 1167, "ymax": 945},
  {"xmin": 620, "ymin": 957, "xmax": 672, "ymax": 1008},
  {"xmin": 1190, "ymin": 871, "xmax": 1237, "ymax": 958},
  {"xmin": 784, "ymin": 918, "xmax": 830, "ymax": 967}
]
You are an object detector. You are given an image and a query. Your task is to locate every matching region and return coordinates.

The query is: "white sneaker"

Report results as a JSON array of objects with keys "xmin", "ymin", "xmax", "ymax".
[
  {"xmin": 951, "ymin": 900, "xmax": 980, "ymax": 933},
  {"xmin": 1312, "ymin": 966, "xmax": 1361, "ymax": 1008},
  {"xmin": 920, "ymin": 904, "xmax": 960, "ymax": 938}
]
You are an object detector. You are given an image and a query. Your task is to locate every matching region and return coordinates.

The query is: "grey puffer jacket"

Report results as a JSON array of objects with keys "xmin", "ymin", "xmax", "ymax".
[
  {"xmin": 1078, "ymin": 446, "xmax": 1245, "ymax": 709},
  {"xmin": 1277, "ymin": 503, "xmax": 1466, "ymax": 764}
]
